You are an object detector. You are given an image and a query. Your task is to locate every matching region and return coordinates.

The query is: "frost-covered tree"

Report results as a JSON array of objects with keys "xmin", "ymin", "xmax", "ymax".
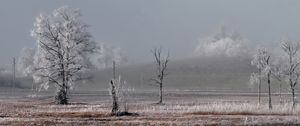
[
  {"xmin": 194, "ymin": 26, "xmax": 249, "ymax": 57},
  {"xmin": 17, "ymin": 47, "xmax": 35, "ymax": 77},
  {"xmin": 17, "ymin": 47, "xmax": 37, "ymax": 91},
  {"xmin": 251, "ymin": 48, "xmax": 273, "ymax": 109},
  {"xmin": 109, "ymin": 76, "xmax": 132, "ymax": 116},
  {"xmin": 251, "ymin": 48, "xmax": 264, "ymax": 104},
  {"xmin": 151, "ymin": 47, "xmax": 169, "ymax": 104},
  {"xmin": 109, "ymin": 79, "xmax": 119, "ymax": 115},
  {"xmin": 263, "ymin": 57, "xmax": 272, "ymax": 110},
  {"xmin": 91, "ymin": 43, "xmax": 127, "ymax": 69},
  {"xmin": 272, "ymin": 62, "xmax": 285, "ymax": 104},
  {"xmin": 31, "ymin": 6, "xmax": 97, "ymax": 105},
  {"xmin": 280, "ymin": 40, "xmax": 300, "ymax": 109},
  {"xmin": 249, "ymin": 72, "xmax": 260, "ymax": 100}
]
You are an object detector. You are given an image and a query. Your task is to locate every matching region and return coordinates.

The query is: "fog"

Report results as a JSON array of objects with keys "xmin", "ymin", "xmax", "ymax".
[
  {"xmin": 1, "ymin": 3, "xmax": 300, "ymax": 124},
  {"xmin": 1, "ymin": 0, "xmax": 300, "ymax": 67},
  {"xmin": 0, "ymin": 0, "xmax": 299, "ymax": 92}
]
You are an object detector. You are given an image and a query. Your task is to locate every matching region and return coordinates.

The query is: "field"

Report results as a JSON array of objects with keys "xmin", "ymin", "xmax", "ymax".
[
  {"xmin": 0, "ymin": 89, "xmax": 299, "ymax": 126},
  {"xmin": 0, "ymin": 57, "xmax": 299, "ymax": 125}
]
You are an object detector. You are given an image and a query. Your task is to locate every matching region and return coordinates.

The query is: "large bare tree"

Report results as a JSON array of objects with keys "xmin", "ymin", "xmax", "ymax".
[
  {"xmin": 151, "ymin": 47, "xmax": 169, "ymax": 104},
  {"xmin": 31, "ymin": 6, "xmax": 97, "ymax": 104},
  {"xmin": 280, "ymin": 40, "xmax": 300, "ymax": 109}
]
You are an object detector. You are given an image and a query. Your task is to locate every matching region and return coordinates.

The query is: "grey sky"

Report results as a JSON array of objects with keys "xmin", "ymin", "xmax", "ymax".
[{"xmin": 0, "ymin": 0, "xmax": 300, "ymax": 67}]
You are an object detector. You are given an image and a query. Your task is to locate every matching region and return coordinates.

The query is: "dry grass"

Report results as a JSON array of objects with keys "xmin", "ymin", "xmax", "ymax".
[
  {"xmin": 0, "ymin": 100, "xmax": 299, "ymax": 125},
  {"xmin": 134, "ymin": 102, "xmax": 300, "ymax": 115},
  {"xmin": 0, "ymin": 93, "xmax": 300, "ymax": 125},
  {"xmin": 29, "ymin": 111, "xmax": 110, "ymax": 118}
]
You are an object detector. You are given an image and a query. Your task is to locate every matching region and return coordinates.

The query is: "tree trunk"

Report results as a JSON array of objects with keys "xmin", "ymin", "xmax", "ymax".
[
  {"xmin": 279, "ymin": 83, "xmax": 282, "ymax": 104},
  {"xmin": 258, "ymin": 70, "xmax": 262, "ymax": 104},
  {"xmin": 110, "ymin": 80, "xmax": 119, "ymax": 115},
  {"xmin": 258, "ymin": 75, "xmax": 261, "ymax": 104},
  {"xmin": 268, "ymin": 73, "xmax": 272, "ymax": 110},
  {"xmin": 54, "ymin": 57, "xmax": 69, "ymax": 105},
  {"xmin": 159, "ymin": 82, "xmax": 163, "ymax": 104},
  {"xmin": 112, "ymin": 94, "xmax": 118, "ymax": 115},
  {"xmin": 56, "ymin": 87, "xmax": 68, "ymax": 105},
  {"xmin": 55, "ymin": 63, "xmax": 68, "ymax": 105},
  {"xmin": 292, "ymin": 87, "xmax": 296, "ymax": 110}
]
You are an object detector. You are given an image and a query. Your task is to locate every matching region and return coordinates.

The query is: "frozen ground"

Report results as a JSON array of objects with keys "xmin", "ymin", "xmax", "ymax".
[{"xmin": 0, "ymin": 90, "xmax": 299, "ymax": 125}]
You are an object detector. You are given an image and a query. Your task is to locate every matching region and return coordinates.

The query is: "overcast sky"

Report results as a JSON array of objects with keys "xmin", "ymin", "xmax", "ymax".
[{"xmin": 0, "ymin": 0, "xmax": 300, "ymax": 67}]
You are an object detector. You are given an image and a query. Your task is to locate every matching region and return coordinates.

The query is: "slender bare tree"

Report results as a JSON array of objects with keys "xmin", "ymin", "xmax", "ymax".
[
  {"xmin": 251, "ymin": 48, "xmax": 273, "ymax": 109},
  {"xmin": 17, "ymin": 47, "xmax": 35, "ymax": 77},
  {"xmin": 280, "ymin": 40, "xmax": 300, "ymax": 109},
  {"xmin": 251, "ymin": 48, "xmax": 264, "ymax": 104},
  {"xmin": 264, "ymin": 57, "xmax": 272, "ymax": 110},
  {"xmin": 272, "ymin": 61, "xmax": 285, "ymax": 104},
  {"xmin": 31, "ymin": 6, "xmax": 97, "ymax": 104},
  {"xmin": 151, "ymin": 47, "xmax": 169, "ymax": 104}
]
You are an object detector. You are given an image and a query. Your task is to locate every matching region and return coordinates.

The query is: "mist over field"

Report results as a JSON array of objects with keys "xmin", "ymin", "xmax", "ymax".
[
  {"xmin": 4, "ymin": 26, "xmax": 285, "ymax": 93},
  {"xmin": 0, "ymin": 0, "xmax": 298, "ymax": 93},
  {"xmin": 1, "ymin": 27, "xmax": 255, "ymax": 92},
  {"xmin": 1, "ymin": 1, "xmax": 300, "ymax": 125}
]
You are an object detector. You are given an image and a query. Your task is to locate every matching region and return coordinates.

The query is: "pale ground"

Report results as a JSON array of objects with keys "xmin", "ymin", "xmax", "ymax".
[{"xmin": 0, "ymin": 90, "xmax": 299, "ymax": 126}]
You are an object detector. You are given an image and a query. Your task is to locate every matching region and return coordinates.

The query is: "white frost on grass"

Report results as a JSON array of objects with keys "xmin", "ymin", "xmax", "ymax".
[
  {"xmin": 32, "ymin": 104, "xmax": 108, "ymax": 113},
  {"xmin": 137, "ymin": 102, "xmax": 299, "ymax": 115}
]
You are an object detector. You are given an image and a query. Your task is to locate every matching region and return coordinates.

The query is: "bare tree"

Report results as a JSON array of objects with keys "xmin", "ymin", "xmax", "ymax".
[
  {"xmin": 251, "ymin": 48, "xmax": 264, "ymax": 104},
  {"xmin": 272, "ymin": 61, "xmax": 285, "ymax": 104},
  {"xmin": 249, "ymin": 72, "xmax": 260, "ymax": 102},
  {"xmin": 264, "ymin": 58, "xmax": 272, "ymax": 110},
  {"xmin": 251, "ymin": 48, "xmax": 273, "ymax": 109},
  {"xmin": 17, "ymin": 47, "xmax": 38, "ymax": 95},
  {"xmin": 151, "ymin": 47, "xmax": 169, "ymax": 104},
  {"xmin": 109, "ymin": 60, "xmax": 131, "ymax": 116},
  {"xmin": 110, "ymin": 79, "xmax": 119, "ymax": 115},
  {"xmin": 110, "ymin": 60, "xmax": 119, "ymax": 115},
  {"xmin": 31, "ymin": 6, "xmax": 97, "ymax": 105},
  {"xmin": 280, "ymin": 40, "xmax": 300, "ymax": 109},
  {"xmin": 94, "ymin": 43, "xmax": 127, "ymax": 69},
  {"xmin": 17, "ymin": 47, "xmax": 35, "ymax": 77}
]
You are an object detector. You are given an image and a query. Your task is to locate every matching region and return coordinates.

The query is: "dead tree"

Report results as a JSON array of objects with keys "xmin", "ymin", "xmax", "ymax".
[
  {"xmin": 110, "ymin": 79, "xmax": 119, "ymax": 115},
  {"xmin": 151, "ymin": 47, "xmax": 169, "ymax": 104},
  {"xmin": 109, "ymin": 75, "xmax": 132, "ymax": 116},
  {"xmin": 281, "ymin": 41, "xmax": 300, "ymax": 110},
  {"xmin": 110, "ymin": 60, "xmax": 120, "ymax": 115}
]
